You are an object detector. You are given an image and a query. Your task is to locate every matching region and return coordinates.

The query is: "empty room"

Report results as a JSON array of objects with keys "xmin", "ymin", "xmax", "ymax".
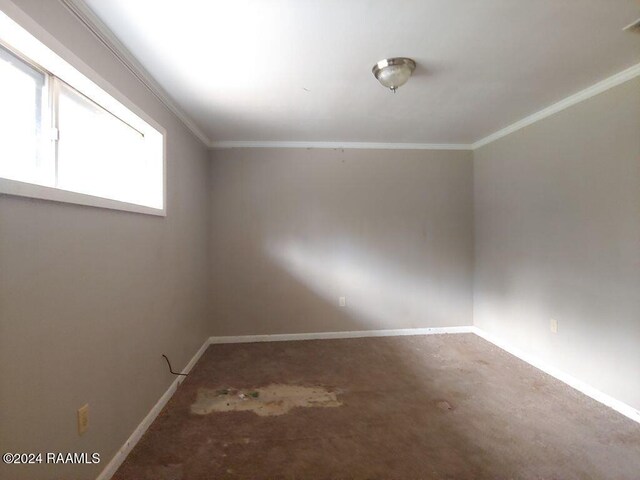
[{"xmin": 1, "ymin": 0, "xmax": 639, "ymax": 479}]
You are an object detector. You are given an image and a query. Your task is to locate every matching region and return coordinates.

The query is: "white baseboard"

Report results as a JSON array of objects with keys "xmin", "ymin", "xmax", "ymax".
[
  {"xmin": 208, "ymin": 325, "xmax": 475, "ymax": 344},
  {"xmin": 95, "ymin": 338, "xmax": 210, "ymax": 480},
  {"xmin": 471, "ymin": 327, "xmax": 640, "ymax": 424}
]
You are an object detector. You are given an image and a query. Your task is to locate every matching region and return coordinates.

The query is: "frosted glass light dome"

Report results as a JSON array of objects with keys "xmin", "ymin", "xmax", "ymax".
[{"xmin": 372, "ymin": 58, "xmax": 416, "ymax": 93}]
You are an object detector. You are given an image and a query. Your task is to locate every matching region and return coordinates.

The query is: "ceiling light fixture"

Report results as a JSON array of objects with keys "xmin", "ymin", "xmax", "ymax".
[{"xmin": 372, "ymin": 57, "xmax": 416, "ymax": 93}]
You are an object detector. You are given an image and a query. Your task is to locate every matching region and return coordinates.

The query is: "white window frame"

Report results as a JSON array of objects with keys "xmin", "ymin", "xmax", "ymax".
[{"xmin": 0, "ymin": 4, "xmax": 167, "ymax": 216}]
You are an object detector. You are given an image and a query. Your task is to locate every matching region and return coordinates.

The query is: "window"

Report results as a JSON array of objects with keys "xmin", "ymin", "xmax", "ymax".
[
  {"xmin": 0, "ymin": 45, "xmax": 47, "ymax": 185},
  {"xmin": 0, "ymin": 11, "xmax": 164, "ymax": 215}
]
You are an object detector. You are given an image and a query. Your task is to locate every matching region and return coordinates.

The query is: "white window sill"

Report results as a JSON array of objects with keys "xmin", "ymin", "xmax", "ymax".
[{"xmin": 0, "ymin": 177, "xmax": 166, "ymax": 216}]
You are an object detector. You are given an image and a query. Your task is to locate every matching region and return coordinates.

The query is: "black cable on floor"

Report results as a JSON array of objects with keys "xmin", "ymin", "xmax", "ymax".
[{"xmin": 162, "ymin": 354, "xmax": 188, "ymax": 376}]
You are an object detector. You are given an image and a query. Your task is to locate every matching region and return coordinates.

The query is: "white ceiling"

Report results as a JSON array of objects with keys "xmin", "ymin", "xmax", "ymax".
[{"xmin": 82, "ymin": 0, "xmax": 639, "ymax": 145}]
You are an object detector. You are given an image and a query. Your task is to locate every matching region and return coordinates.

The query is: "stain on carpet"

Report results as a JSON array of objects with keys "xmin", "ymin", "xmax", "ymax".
[
  {"xmin": 436, "ymin": 399, "xmax": 454, "ymax": 411},
  {"xmin": 190, "ymin": 384, "xmax": 342, "ymax": 416}
]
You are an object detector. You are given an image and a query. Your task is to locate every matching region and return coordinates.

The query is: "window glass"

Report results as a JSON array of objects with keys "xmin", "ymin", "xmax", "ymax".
[
  {"xmin": 0, "ymin": 44, "xmax": 48, "ymax": 184},
  {"xmin": 57, "ymin": 81, "xmax": 162, "ymax": 208}
]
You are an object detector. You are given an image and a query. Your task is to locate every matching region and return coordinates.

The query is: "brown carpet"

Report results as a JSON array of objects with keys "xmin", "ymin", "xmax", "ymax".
[{"xmin": 113, "ymin": 334, "xmax": 640, "ymax": 479}]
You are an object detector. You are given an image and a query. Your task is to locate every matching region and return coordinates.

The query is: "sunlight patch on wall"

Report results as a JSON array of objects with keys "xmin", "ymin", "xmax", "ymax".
[{"xmin": 268, "ymin": 237, "xmax": 465, "ymax": 328}]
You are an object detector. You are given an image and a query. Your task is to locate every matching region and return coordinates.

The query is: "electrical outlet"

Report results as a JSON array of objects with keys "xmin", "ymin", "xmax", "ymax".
[
  {"xmin": 339, "ymin": 296, "xmax": 346, "ymax": 307},
  {"xmin": 550, "ymin": 318, "xmax": 558, "ymax": 334},
  {"xmin": 77, "ymin": 404, "xmax": 89, "ymax": 435}
]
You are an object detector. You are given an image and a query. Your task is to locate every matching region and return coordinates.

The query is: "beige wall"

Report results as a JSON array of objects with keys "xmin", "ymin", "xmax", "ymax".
[
  {"xmin": 0, "ymin": 1, "xmax": 211, "ymax": 479},
  {"xmin": 474, "ymin": 77, "xmax": 640, "ymax": 411},
  {"xmin": 209, "ymin": 148, "xmax": 474, "ymax": 335}
]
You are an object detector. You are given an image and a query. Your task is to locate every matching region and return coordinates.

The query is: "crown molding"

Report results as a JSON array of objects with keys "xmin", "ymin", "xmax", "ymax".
[
  {"xmin": 58, "ymin": 0, "xmax": 211, "ymax": 147},
  {"xmin": 210, "ymin": 62, "xmax": 640, "ymax": 152},
  {"xmin": 472, "ymin": 62, "xmax": 640, "ymax": 150},
  {"xmin": 53, "ymin": 1, "xmax": 640, "ymax": 153},
  {"xmin": 209, "ymin": 141, "xmax": 473, "ymax": 150}
]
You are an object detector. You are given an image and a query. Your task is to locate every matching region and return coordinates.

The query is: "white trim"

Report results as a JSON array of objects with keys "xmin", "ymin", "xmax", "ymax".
[
  {"xmin": 95, "ymin": 338, "xmax": 210, "ymax": 480},
  {"xmin": 623, "ymin": 18, "xmax": 640, "ymax": 32},
  {"xmin": 209, "ymin": 60, "xmax": 640, "ymax": 151},
  {"xmin": 0, "ymin": 178, "xmax": 166, "ymax": 216},
  {"xmin": 58, "ymin": 0, "xmax": 211, "ymax": 147},
  {"xmin": 472, "ymin": 62, "xmax": 640, "ymax": 149},
  {"xmin": 472, "ymin": 327, "xmax": 640, "ymax": 425},
  {"xmin": 209, "ymin": 141, "xmax": 473, "ymax": 151},
  {"xmin": 209, "ymin": 326, "xmax": 475, "ymax": 344}
]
